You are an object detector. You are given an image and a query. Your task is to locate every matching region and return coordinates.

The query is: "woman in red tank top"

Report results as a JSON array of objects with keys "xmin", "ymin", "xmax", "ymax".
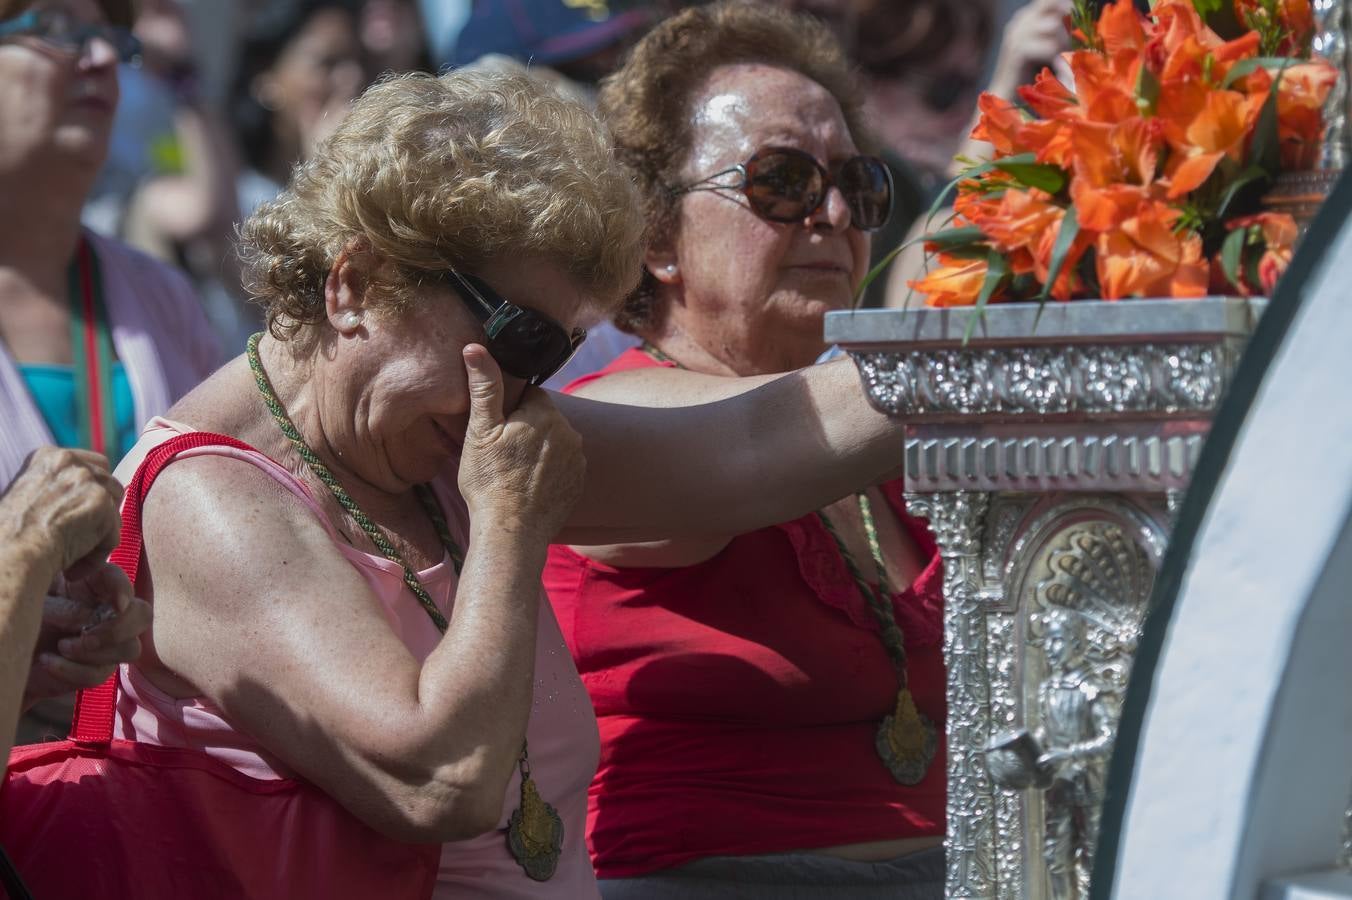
[{"xmin": 543, "ymin": 5, "xmax": 946, "ymax": 897}]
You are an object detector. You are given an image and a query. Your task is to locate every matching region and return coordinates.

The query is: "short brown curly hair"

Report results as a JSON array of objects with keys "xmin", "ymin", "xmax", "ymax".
[
  {"xmin": 597, "ymin": 1, "xmax": 868, "ymax": 335},
  {"xmin": 238, "ymin": 69, "xmax": 645, "ymax": 348}
]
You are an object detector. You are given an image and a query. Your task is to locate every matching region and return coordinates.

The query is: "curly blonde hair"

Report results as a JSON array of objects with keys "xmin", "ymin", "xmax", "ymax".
[
  {"xmin": 597, "ymin": 1, "xmax": 869, "ymax": 335},
  {"xmin": 238, "ymin": 69, "xmax": 645, "ymax": 346}
]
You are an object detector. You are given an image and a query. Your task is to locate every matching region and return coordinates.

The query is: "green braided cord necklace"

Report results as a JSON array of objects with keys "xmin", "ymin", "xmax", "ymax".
[
  {"xmin": 641, "ymin": 342, "xmax": 936, "ymax": 785},
  {"xmin": 246, "ymin": 333, "xmax": 565, "ymax": 879},
  {"xmin": 816, "ymin": 494, "xmax": 937, "ymax": 785},
  {"xmin": 247, "ymin": 333, "xmax": 456, "ymax": 629}
]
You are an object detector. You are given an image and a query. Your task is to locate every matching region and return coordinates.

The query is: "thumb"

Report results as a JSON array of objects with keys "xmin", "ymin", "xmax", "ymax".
[{"xmin": 464, "ymin": 344, "xmax": 505, "ymax": 435}]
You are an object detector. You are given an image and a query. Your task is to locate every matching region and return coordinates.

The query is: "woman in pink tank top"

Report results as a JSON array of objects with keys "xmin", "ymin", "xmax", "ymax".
[{"xmin": 103, "ymin": 69, "xmax": 915, "ymax": 898}]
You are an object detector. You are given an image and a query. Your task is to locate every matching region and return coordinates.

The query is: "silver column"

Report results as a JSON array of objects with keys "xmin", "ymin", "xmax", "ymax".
[{"xmin": 827, "ymin": 298, "xmax": 1263, "ymax": 899}]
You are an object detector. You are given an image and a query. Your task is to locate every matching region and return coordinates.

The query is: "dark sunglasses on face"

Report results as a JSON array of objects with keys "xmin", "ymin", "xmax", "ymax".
[
  {"xmin": 446, "ymin": 270, "xmax": 587, "ymax": 387},
  {"xmin": 673, "ymin": 146, "xmax": 894, "ymax": 232},
  {"xmin": 0, "ymin": 8, "xmax": 141, "ymax": 65}
]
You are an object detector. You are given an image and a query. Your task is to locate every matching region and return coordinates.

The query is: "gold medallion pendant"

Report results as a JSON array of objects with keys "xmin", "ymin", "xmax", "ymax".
[
  {"xmin": 876, "ymin": 688, "xmax": 937, "ymax": 786},
  {"xmin": 506, "ymin": 775, "xmax": 564, "ymax": 881}
]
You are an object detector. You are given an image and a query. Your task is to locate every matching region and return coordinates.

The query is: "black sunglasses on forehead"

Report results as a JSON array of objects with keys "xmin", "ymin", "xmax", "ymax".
[
  {"xmin": 445, "ymin": 270, "xmax": 587, "ymax": 387},
  {"xmin": 673, "ymin": 146, "xmax": 894, "ymax": 232}
]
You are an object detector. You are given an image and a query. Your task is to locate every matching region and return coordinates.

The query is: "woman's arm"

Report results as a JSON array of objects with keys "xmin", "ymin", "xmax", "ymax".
[
  {"xmin": 554, "ymin": 357, "xmax": 902, "ymax": 546},
  {"xmin": 143, "ymin": 458, "xmax": 547, "ymax": 842},
  {"xmin": 560, "ymin": 366, "xmax": 776, "ymax": 566},
  {"xmin": 0, "ymin": 448, "xmax": 123, "ymax": 764},
  {"xmin": 0, "ymin": 537, "xmax": 57, "ymax": 765},
  {"xmin": 141, "ymin": 349, "xmax": 584, "ymax": 843}
]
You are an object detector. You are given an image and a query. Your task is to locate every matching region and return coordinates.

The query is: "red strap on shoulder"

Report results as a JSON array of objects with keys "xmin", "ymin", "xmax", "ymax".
[{"xmin": 69, "ymin": 432, "xmax": 259, "ymax": 744}]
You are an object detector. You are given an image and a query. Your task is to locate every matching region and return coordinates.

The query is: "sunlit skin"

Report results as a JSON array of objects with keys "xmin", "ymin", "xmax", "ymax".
[
  {"xmin": 161, "ymin": 251, "xmax": 582, "ymax": 582},
  {"xmin": 570, "ymin": 61, "xmax": 940, "ymax": 865},
  {"xmin": 103, "ymin": 214, "xmax": 908, "ymax": 846},
  {"xmin": 643, "ymin": 63, "xmax": 870, "ymax": 376},
  {"xmin": 261, "ymin": 256, "xmax": 576, "ymax": 494}
]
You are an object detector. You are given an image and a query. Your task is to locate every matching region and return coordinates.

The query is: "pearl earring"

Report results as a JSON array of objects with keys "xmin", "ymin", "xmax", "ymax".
[
  {"xmin": 665, "ymin": 265, "xmax": 676, "ymax": 274},
  {"xmin": 339, "ymin": 311, "xmax": 362, "ymax": 330}
]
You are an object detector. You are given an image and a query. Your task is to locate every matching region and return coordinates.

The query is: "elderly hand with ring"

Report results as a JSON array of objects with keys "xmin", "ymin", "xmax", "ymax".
[{"xmin": 0, "ymin": 446, "xmax": 141, "ymax": 765}]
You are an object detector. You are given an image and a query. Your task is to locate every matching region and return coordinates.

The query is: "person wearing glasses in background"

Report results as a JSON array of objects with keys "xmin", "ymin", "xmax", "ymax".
[
  {"xmin": 0, "ymin": 0, "xmax": 220, "ymax": 742},
  {"xmin": 61, "ymin": 63, "xmax": 923, "ymax": 898},
  {"xmin": 542, "ymin": 5, "xmax": 945, "ymax": 897}
]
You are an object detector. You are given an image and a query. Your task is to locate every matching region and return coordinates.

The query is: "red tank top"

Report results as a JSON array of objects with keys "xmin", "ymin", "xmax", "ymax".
[{"xmin": 543, "ymin": 348, "xmax": 946, "ymax": 878}]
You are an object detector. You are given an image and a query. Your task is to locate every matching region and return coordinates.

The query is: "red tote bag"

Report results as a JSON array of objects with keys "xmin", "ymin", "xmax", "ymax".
[{"xmin": 0, "ymin": 432, "xmax": 440, "ymax": 899}]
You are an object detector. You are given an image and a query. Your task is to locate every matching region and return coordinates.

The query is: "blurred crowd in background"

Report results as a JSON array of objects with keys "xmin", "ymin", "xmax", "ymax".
[{"xmin": 78, "ymin": 0, "xmax": 1062, "ymax": 352}]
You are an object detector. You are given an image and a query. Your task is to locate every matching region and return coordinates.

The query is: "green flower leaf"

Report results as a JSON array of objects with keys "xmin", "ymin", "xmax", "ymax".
[
  {"xmin": 993, "ymin": 160, "xmax": 1068, "ymax": 195},
  {"xmin": 849, "ymin": 226, "xmax": 990, "ymax": 306},
  {"xmin": 1248, "ymin": 67, "xmax": 1285, "ymax": 177},
  {"xmin": 925, "ymin": 225, "xmax": 988, "ymax": 250},
  {"xmin": 1221, "ymin": 56, "xmax": 1303, "ymax": 88},
  {"xmin": 1039, "ymin": 203, "xmax": 1081, "ymax": 304},
  {"xmin": 1135, "ymin": 63, "xmax": 1161, "ymax": 116},
  {"xmin": 963, "ymin": 249, "xmax": 1011, "ymax": 345},
  {"xmin": 1220, "ymin": 225, "xmax": 1247, "ymax": 290},
  {"xmin": 924, "ymin": 153, "xmax": 1039, "ymax": 227},
  {"xmin": 1215, "ymin": 165, "xmax": 1271, "ymax": 220}
]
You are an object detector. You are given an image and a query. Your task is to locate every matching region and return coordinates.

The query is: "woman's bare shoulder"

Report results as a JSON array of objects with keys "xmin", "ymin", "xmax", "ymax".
[{"xmin": 163, "ymin": 355, "xmax": 272, "ymax": 440}]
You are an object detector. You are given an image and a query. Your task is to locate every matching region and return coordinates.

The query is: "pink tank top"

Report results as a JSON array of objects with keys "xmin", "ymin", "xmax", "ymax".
[{"xmin": 112, "ymin": 419, "xmax": 601, "ymax": 899}]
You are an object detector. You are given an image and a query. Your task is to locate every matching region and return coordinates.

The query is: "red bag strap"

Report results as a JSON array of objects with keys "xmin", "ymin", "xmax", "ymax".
[{"xmin": 69, "ymin": 432, "xmax": 260, "ymax": 744}]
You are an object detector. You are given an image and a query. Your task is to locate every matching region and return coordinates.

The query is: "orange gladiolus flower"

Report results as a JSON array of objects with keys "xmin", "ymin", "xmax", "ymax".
[
  {"xmin": 1069, "ymin": 49, "xmax": 1141, "ymax": 124},
  {"xmin": 1098, "ymin": 0, "xmax": 1148, "ymax": 57},
  {"xmin": 1224, "ymin": 212, "xmax": 1299, "ymax": 294},
  {"xmin": 1234, "ymin": 0, "xmax": 1315, "ymax": 56},
  {"xmin": 971, "ymin": 188, "xmax": 1064, "ymax": 253},
  {"xmin": 1072, "ymin": 180, "xmax": 1154, "ymax": 232},
  {"xmin": 1158, "ymin": 84, "xmax": 1266, "ymax": 196},
  {"xmin": 917, "ymin": 0, "xmax": 1322, "ymax": 307},
  {"xmin": 1268, "ymin": 62, "xmax": 1339, "ymax": 168},
  {"xmin": 1148, "ymin": 0, "xmax": 1260, "ymax": 84},
  {"xmin": 1066, "ymin": 117, "xmax": 1166, "ymax": 229},
  {"xmin": 1021, "ymin": 118, "xmax": 1077, "ymax": 167},
  {"xmin": 1096, "ymin": 201, "xmax": 1210, "ymax": 299},
  {"xmin": 910, "ymin": 255, "xmax": 990, "ymax": 308},
  {"xmin": 1030, "ymin": 220, "xmax": 1090, "ymax": 300},
  {"xmin": 1070, "ymin": 117, "xmax": 1163, "ymax": 187},
  {"xmin": 958, "ymin": 189, "xmax": 1089, "ymax": 301},
  {"xmin": 972, "ymin": 94, "xmax": 1034, "ymax": 156},
  {"xmin": 1019, "ymin": 67, "xmax": 1080, "ymax": 121}
]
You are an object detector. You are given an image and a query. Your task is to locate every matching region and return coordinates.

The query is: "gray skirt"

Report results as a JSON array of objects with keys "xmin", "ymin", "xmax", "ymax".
[{"xmin": 598, "ymin": 846, "xmax": 945, "ymax": 900}]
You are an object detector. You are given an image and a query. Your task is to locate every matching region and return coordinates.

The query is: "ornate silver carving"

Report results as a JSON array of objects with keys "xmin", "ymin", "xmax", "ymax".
[
  {"xmin": 907, "ymin": 492, "xmax": 994, "ymax": 898},
  {"xmin": 905, "ymin": 428, "xmax": 1206, "ymax": 493},
  {"xmin": 906, "ymin": 491, "xmax": 1168, "ymax": 900},
  {"xmin": 990, "ymin": 610, "xmax": 1119, "ymax": 900},
  {"xmin": 987, "ymin": 604, "xmax": 1025, "ymax": 900},
  {"xmin": 1031, "ymin": 522, "xmax": 1153, "ymax": 665},
  {"xmin": 989, "ymin": 503, "xmax": 1162, "ymax": 900},
  {"xmin": 854, "ymin": 344, "xmax": 1237, "ymax": 420},
  {"xmin": 846, "ymin": 301, "xmax": 1257, "ymax": 899},
  {"xmin": 1313, "ymin": 0, "xmax": 1349, "ymax": 168},
  {"xmin": 990, "ymin": 520, "xmax": 1154, "ymax": 899},
  {"xmin": 1025, "ymin": 520, "xmax": 1150, "ymax": 894}
]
